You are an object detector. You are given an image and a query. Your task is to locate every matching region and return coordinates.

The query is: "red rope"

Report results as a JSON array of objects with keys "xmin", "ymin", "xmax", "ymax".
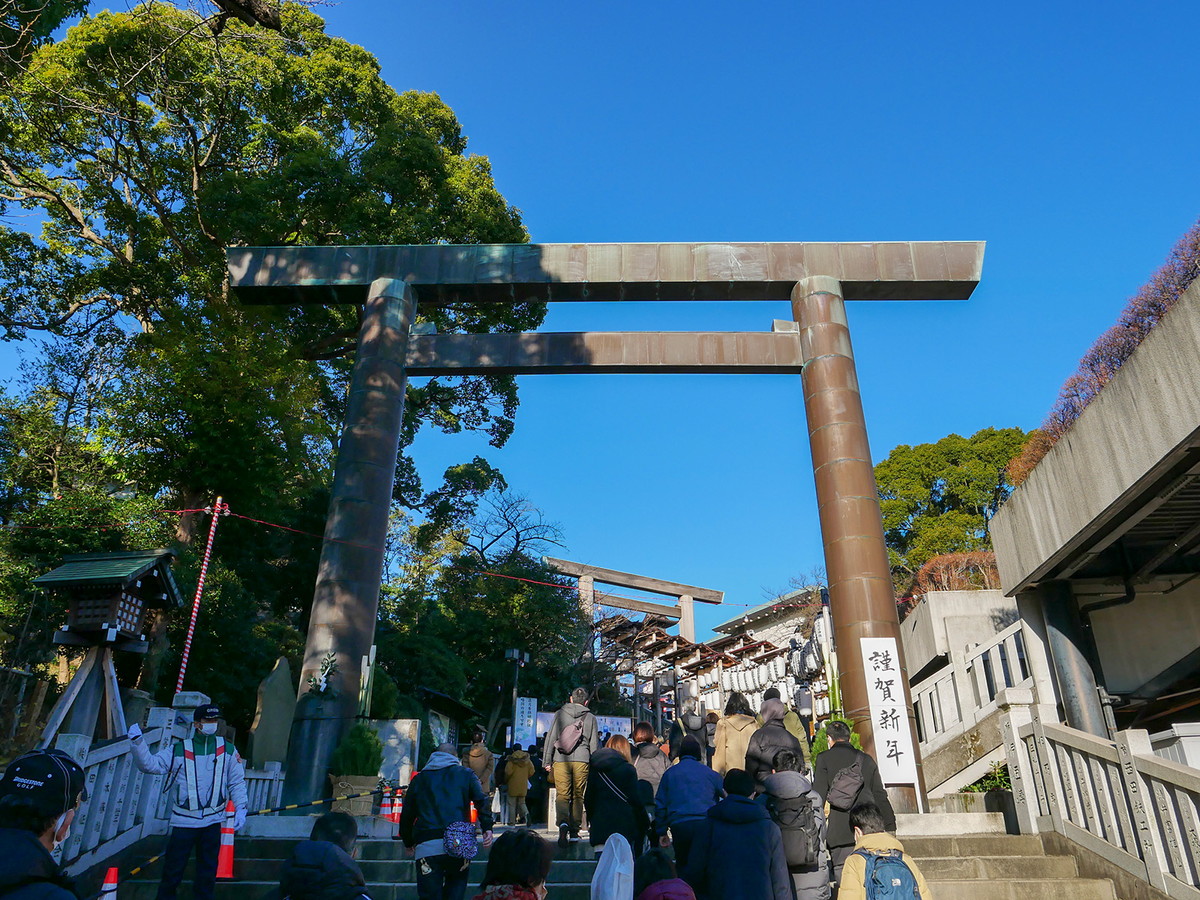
[{"xmin": 7, "ymin": 504, "xmax": 913, "ymax": 613}]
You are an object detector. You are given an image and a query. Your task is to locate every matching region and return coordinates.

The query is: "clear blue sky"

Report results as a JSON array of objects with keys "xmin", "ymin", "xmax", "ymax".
[
  {"xmin": 306, "ymin": 0, "xmax": 1200, "ymax": 638},
  {"xmin": 13, "ymin": 1, "xmax": 1200, "ymax": 640}
]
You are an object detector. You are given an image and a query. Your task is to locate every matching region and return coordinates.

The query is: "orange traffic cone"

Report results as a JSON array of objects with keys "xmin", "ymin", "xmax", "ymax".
[
  {"xmin": 100, "ymin": 867, "xmax": 118, "ymax": 900},
  {"xmin": 469, "ymin": 802, "xmax": 478, "ymax": 824},
  {"xmin": 216, "ymin": 800, "xmax": 236, "ymax": 879},
  {"xmin": 379, "ymin": 787, "xmax": 393, "ymax": 821},
  {"xmin": 392, "ymin": 788, "xmax": 402, "ymax": 824}
]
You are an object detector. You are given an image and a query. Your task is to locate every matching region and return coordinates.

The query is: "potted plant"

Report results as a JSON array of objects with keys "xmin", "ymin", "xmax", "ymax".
[{"xmin": 329, "ymin": 723, "xmax": 385, "ymax": 816}]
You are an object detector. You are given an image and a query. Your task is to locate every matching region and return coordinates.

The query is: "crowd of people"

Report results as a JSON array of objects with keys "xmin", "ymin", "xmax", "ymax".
[
  {"xmin": 0, "ymin": 688, "xmax": 929, "ymax": 900},
  {"xmin": 395, "ymin": 685, "xmax": 926, "ymax": 900}
]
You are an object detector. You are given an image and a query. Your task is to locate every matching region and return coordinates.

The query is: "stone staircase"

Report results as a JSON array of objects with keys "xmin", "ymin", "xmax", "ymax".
[
  {"xmin": 905, "ymin": 834, "xmax": 1117, "ymax": 900},
  {"xmin": 117, "ymin": 835, "xmax": 597, "ymax": 900},
  {"xmin": 106, "ymin": 816, "xmax": 1135, "ymax": 900}
]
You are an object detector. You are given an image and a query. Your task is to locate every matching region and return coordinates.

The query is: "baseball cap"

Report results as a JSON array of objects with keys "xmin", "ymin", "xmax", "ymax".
[
  {"xmin": 193, "ymin": 704, "xmax": 220, "ymax": 722},
  {"xmin": 0, "ymin": 749, "xmax": 87, "ymax": 817}
]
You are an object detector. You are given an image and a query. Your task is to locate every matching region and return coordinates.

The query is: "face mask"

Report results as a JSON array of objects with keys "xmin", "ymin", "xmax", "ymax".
[
  {"xmin": 199, "ymin": 723, "xmax": 217, "ymax": 736},
  {"xmin": 51, "ymin": 812, "xmax": 70, "ymax": 851}
]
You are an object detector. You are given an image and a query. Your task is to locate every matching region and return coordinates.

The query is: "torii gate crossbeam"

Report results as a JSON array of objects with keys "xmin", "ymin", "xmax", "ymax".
[{"xmin": 227, "ymin": 241, "xmax": 984, "ymax": 811}]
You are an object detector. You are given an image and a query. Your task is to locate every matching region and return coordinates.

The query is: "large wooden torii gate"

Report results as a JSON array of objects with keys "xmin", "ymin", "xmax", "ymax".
[{"xmin": 227, "ymin": 240, "xmax": 984, "ymax": 809}]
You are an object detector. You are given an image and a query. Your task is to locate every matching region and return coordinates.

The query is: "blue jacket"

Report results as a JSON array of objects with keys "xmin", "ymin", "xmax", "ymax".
[
  {"xmin": 681, "ymin": 795, "xmax": 791, "ymax": 900},
  {"xmin": 654, "ymin": 757, "xmax": 723, "ymax": 834}
]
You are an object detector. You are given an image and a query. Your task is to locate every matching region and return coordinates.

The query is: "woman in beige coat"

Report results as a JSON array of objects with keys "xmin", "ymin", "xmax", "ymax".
[{"xmin": 713, "ymin": 691, "xmax": 759, "ymax": 775}]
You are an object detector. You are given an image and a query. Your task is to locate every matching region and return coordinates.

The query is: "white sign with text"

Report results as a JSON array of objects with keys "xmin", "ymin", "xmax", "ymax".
[
  {"xmin": 859, "ymin": 637, "xmax": 919, "ymax": 785},
  {"xmin": 514, "ymin": 697, "xmax": 538, "ymax": 749}
]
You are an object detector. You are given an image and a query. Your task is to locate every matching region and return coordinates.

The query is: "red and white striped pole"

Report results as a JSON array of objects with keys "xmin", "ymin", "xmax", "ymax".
[{"xmin": 175, "ymin": 497, "xmax": 228, "ymax": 695}]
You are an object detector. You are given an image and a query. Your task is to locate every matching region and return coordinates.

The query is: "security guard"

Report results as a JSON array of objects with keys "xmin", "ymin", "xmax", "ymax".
[{"xmin": 129, "ymin": 703, "xmax": 248, "ymax": 900}]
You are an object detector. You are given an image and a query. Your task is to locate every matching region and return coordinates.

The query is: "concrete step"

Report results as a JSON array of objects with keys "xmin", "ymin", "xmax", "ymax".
[
  {"xmin": 928, "ymin": 878, "xmax": 1115, "ymax": 900},
  {"xmin": 158, "ymin": 858, "xmax": 598, "ymax": 883},
  {"xmin": 226, "ymin": 835, "xmax": 596, "ymax": 861},
  {"xmin": 896, "ymin": 811, "xmax": 1007, "ymax": 835},
  {"xmin": 121, "ymin": 882, "xmax": 593, "ymax": 900},
  {"xmin": 901, "ymin": 834, "xmax": 1046, "ymax": 858},
  {"xmin": 918, "ymin": 855, "xmax": 1078, "ymax": 880}
]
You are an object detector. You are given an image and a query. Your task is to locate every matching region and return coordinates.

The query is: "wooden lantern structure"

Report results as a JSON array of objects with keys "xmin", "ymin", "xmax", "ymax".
[{"xmin": 34, "ymin": 550, "xmax": 185, "ymax": 747}]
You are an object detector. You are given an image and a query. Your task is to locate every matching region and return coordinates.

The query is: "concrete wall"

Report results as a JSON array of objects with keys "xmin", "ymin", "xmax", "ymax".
[
  {"xmin": 901, "ymin": 590, "xmax": 1018, "ymax": 677},
  {"xmin": 991, "ymin": 278, "xmax": 1200, "ymax": 594},
  {"xmin": 1086, "ymin": 579, "xmax": 1200, "ymax": 693}
]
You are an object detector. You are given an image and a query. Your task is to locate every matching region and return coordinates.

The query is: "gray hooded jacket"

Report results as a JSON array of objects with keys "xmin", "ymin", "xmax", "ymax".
[{"xmin": 544, "ymin": 702, "xmax": 599, "ymax": 765}]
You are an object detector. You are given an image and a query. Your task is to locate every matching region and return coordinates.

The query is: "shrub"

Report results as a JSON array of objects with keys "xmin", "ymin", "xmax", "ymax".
[
  {"xmin": 1008, "ymin": 220, "xmax": 1200, "ymax": 487},
  {"xmin": 960, "ymin": 762, "xmax": 1011, "ymax": 793},
  {"xmin": 329, "ymin": 723, "xmax": 384, "ymax": 776},
  {"xmin": 810, "ymin": 716, "xmax": 863, "ymax": 759}
]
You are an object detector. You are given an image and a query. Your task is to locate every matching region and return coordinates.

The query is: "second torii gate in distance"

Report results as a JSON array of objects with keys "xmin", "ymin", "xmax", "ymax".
[
  {"xmin": 543, "ymin": 555, "xmax": 724, "ymax": 643},
  {"xmin": 227, "ymin": 240, "xmax": 984, "ymax": 810}
]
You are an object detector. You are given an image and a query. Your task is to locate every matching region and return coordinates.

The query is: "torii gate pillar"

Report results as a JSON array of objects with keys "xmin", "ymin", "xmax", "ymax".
[
  {"xmin": 793, "ymin": 275, "xmax": 925, "ymax": 811},
  {"xmin": 284, "ymin": 278, "xmax": 415, "ymax": 806}
]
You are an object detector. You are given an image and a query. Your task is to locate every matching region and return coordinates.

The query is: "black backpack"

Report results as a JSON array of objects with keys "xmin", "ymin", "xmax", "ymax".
[
  {"xmin": 766, "ymin": 793, "xmax": 822, "ymax": 870},
  {"xmin": 826, "ymin": 756, "xmax": 865, "ymax": 811}
]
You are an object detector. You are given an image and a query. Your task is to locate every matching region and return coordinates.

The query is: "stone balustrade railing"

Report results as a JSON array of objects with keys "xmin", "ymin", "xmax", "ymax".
[
  {"xmin": 911, "ymin": 618, "xmax": 1034, "ymax": 756},
  {"xmin": 1000, "ymin": 687, "xmax": 1200, "ymax": 900}
]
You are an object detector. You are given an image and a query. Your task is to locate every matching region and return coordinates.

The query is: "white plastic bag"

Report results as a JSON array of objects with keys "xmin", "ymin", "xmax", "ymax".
[{"xmin": 590, "ymin": 833, "xmax": 633, "ymax": 900}]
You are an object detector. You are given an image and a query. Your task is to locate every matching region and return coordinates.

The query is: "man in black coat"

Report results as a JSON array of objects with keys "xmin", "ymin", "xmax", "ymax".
[
  {"xmin": 667, "ymin": 698, "xmax": 707, "ymax": 762},
  {"xmin": 746, "ymin": 698, "xmax": 804, "ymax": 792},
  {"xmin": 682, "ymin": 769, "xmax": 791, "ymax": 900},
  {"xmin": 0, "ymin": 749, "xmax": 87, "ymax": 900},
  {"xmin": 812, "ymin": 721, "xmax": 895, "ymax": 892}
]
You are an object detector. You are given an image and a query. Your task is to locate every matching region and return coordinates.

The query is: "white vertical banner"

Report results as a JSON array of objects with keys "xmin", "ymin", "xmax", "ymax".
[
  {"xmin": 860, "ymin": 637, "xmax": 919, "ymax": 785},
  {"xmin": 514, "ymin": 696, "xmax": 538, "ymax": 749}
]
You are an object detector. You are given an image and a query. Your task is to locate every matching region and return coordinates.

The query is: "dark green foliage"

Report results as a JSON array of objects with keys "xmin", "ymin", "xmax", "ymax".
[
  {"xmin": 369, "ymin": 664, "xmax": 401, "ymax": 720},
  {"xmin": 328, "ymin": 723, "xmax": 384, "ymax": 776},
  {"xmin": 810, "ymin": 716, "xmax": 863, "ymax": 759},
  {"xmin": 0, "ymin": 3, "xmax": 544, "ymax": 737},
  {"xmin": 875, "ymin": 427, "xmax": 1030, "ymax": 592},
  {"xmin": 959, "ymin": 762, "xmax": 1011, "ymax": 793},
  {"xmin": 378, "ymin": 525, "xmax": 588, "ymax": 733}
]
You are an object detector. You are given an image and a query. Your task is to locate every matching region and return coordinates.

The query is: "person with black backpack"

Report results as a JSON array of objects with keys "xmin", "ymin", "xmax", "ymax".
[
  {"xmin": 838, "ymin": 803, "xmax": 929, "ymax": 900},
  {"xmin": 542, "ymin": 687, "xmax": 599, "ymax": 848},
  {"xmin": 746, "ymin": 698, "xmax": 805, "ymax": 793},
  {"xmin": 763, "ymin": 748, "xmax": 829, "ymax": 900},
  {"xmin": 812, "ymin": 721, "xmax": 895, "ymax": 895}
]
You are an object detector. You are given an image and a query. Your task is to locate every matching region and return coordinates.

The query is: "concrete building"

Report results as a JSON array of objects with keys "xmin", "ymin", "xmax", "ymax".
[{"xmin": 991, "ymin": 276, "xmax": 1200, "ymax": 740}]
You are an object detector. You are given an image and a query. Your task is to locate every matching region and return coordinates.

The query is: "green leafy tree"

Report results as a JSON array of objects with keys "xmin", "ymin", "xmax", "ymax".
[
  {"xmin": 378, "ymin": 494, "xmax": 588, "ymax": 743},
  {"xmin": 0, "ymin": 3, "xmax": 546, "ymax": 733},
  {"xmin": 0, "ymin": 0, "xmax": 89, "ymax": 83},
  {"xmin": 875, "ymin": 427, "xmax": 1030, "ymax": 593}
]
